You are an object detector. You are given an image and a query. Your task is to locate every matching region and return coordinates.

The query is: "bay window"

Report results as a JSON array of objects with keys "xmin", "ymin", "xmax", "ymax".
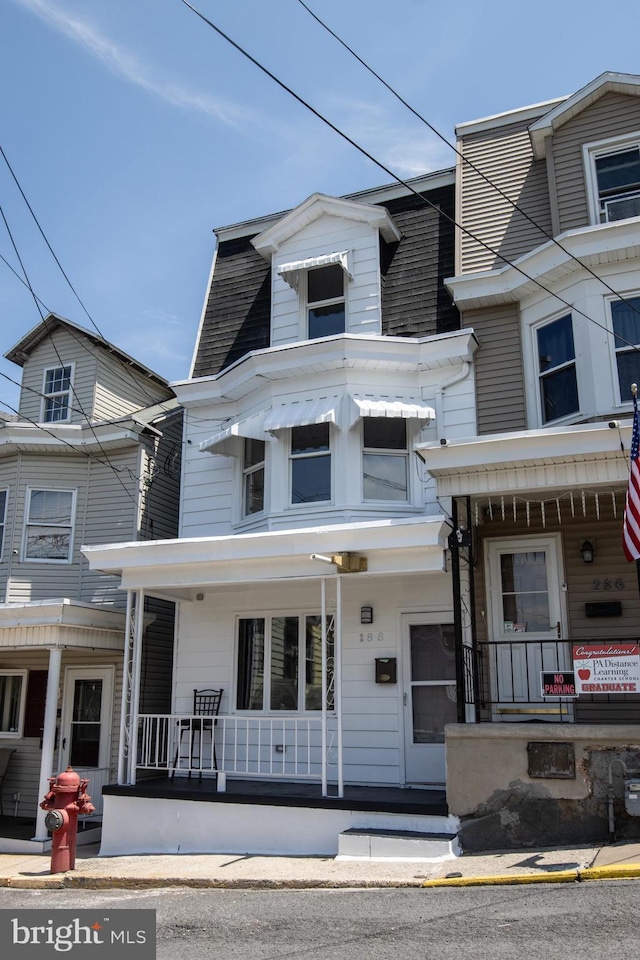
[
  {"xmin": 611, "ymin": 295, "xmax": 640, "ymax": 402},
  {"xmin": 290, "ymin": 423, "xmax": 331, "ymax": 503},
  {"xmin": 362, "ymin": 418, "xmax": 408, "ymax": 501},
  {"xmin": 24, "ymin": 488, "xmax": 75, "ymax": 562},
  {"xmin": 536, "ymin": 315, "xmax": 579, "ymax": 423}
]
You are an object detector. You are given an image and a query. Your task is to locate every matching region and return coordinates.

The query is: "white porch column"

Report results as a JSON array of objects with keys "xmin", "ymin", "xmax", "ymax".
[
  {"xmin": 321, "ymin": 577, "xmax": 327, "ymax": 797},
  {"xmin": 32, "ymin": 646, "xmax": 62, "ymax": 841},
  {"xmin": 118, "ymin": 589, "xmax": 145, "ymax": 785},
  {"xmin": 335, "ymin": 575, "xmax": 344, "ymax": 798}
]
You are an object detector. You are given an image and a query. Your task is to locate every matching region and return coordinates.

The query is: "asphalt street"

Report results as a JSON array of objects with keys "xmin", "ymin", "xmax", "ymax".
[{"xmin": 0, "ymin": 880, "xmax": 638, "ymax": 959}]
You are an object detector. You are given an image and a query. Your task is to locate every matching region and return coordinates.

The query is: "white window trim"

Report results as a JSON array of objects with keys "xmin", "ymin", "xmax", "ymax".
[
  {"xmin": 242, "ymin": 439, "xmax": 266, "ymax": 520},
  {"xmin": 583, "ymin": 132, "xmax": 640, "ymax": 226},
  {"xmin": 532, "ymin": 312, "xmax": 580, "ymax": 427},
  {"xmin": 606, "ymin": 290, "xmax": 640, "ymax": 407},
  {"xmin": 289, "ymin": 424, "xmax": 333, "ymax": 508},
  {"xmin": 484, "ymin": 534, "xmax": 567, "ymax": 643},
  {"xmin": 0, "ymin": 488, "xmax": 7, "ymax": 562},
  {"xmin": 41, "ymin": 362, "xmax": 75, "ymax": 424},
  {"xmin": 304, "ymin": 264, "xmax": 348, "ymax": 342},
  {"xmin": 0, "ymin": 669, "xmax": 28, "ymax": 738},
  {"xmin": 233, "ymin": 612, "xmax": 333, "ymax": 715},
  {"xmin": 22, "ymin": 487, "xmax": 77, "ymax": 564},
  {"xmin": 361, "ymin": 418, "xmax": 410, "ymax": 503}
]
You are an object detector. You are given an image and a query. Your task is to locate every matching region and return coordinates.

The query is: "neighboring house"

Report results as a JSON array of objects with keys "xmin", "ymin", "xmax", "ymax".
[
  {"xmin": 418, "ymin": 72, "xmax": 640, "ymax": 848},
  {"xmin": 0, "ymin": 314, "xmax": 181, "ymax": 853},
  {"xmin": 84, "ymin": 172, "xmax": 476, "ymax": 857}
]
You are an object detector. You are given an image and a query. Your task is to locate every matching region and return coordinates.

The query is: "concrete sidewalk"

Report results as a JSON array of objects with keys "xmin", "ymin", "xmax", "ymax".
[{"xmin": 0, "ymin": 840, "xmax": 639, "ymax": 889}]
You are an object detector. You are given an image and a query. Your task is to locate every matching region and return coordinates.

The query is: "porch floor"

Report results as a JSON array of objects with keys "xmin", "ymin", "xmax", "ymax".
[{"xmin": 104, "ymin": 777, "xmax": 448, "ymax": 816}]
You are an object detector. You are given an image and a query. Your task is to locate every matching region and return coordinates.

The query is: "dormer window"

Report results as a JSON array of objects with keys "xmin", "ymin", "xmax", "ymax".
[
  {"xmin": 42, "ymin": 364, "xmax": 73, "ymax": 422},
  {"xmin": 585, "ymin": 137, "xmax": 640, "ymax": 225},
  {"xmin": 307, "ymin": 264, "xmax": 345, "ymax": 339}
]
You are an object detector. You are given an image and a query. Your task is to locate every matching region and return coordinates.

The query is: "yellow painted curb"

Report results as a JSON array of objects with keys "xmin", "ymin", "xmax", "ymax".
[
  {"xmin": 421, "ymin": 870, "xmax": 579, "ymax": 888},
  {"xmin": 579, "ymin": 865, "xmax": 640, "ymax": 881}
]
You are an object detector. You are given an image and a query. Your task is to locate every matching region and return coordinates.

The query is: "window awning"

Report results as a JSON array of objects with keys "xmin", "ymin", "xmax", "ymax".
[
  {"xmin": 199, "ymin": 410, "xmax": 271, "ymax": 457},
  {"xmin": 264, "ymin": 396, "xmax": 343, "ymax": 433},
  {"xmin": 276, "ymin": 251, "xmax": 352, "ymax": 291},
  {"xmin": 348, "ymin": 395, "xmax": 436, "ymax": 426}
]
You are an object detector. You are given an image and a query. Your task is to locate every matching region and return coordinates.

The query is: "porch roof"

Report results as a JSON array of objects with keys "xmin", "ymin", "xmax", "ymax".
[
  {"xmin": 416, "ymin": 420, "xmax": 632, "ymax": 498},
  {"xmin": 0, "ymin": 600, "xmax": 126, "ymax": 650},
  {"xmin": 82, "ymin": 515, "xmax": 449, "ymax": 599}
]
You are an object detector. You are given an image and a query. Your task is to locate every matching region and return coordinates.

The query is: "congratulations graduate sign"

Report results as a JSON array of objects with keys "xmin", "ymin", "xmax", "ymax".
[{"xmin": 572, "ymin": 642, "xmax": 640, "ymax": 693}]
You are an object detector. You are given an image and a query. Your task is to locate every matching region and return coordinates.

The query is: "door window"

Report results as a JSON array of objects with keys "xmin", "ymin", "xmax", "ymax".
[{"xmin": 69, "ymin": 679, "xmax": 103, "ymax": 767}]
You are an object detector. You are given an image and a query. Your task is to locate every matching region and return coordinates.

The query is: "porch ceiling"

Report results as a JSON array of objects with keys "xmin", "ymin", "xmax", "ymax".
[{"xmin": 83, "ymin": 515, "xmax": 449, "ymax": 598}]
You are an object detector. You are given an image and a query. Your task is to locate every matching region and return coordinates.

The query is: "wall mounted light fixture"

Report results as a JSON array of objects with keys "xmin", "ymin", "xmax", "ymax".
[
  {"xmin": 360, "ymin": 605, "xmax": 374, "ymax": 624},
  {"xmin": 580, "ymin": 540, "xmax": 595, "ymax": 564}
]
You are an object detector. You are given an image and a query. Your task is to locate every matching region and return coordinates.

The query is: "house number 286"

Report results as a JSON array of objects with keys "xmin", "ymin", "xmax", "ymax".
[{"xmin": 592, "ymin": 578, "xmax": 624, "ymax": 590}]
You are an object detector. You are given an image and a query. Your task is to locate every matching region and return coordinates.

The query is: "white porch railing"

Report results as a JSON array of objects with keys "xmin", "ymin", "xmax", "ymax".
[{"xmin": 137, "ymin": 714, "xmax": 334, "ymax": 783}]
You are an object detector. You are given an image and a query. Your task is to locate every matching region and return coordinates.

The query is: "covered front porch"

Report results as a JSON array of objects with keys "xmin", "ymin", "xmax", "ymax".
[{"xmin": 83, "ymin": 515, "xmax": 461, "ymax": 855}]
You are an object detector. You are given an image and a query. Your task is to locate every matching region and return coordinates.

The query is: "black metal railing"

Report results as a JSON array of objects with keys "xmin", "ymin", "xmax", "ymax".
[{"xmin": 466, "ymin": 639, "xmax": 573, "ymax": 722}]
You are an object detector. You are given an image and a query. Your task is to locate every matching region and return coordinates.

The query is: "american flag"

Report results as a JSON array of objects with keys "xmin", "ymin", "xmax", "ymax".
[{"xmin": 623, "ymin": 390, "xmax": 640, "ymax": 562}]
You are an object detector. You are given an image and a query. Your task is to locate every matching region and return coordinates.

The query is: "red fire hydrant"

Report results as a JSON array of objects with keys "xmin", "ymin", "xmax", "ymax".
[{"xmin": 40, "ymin": 766, "xmax": 94, "ymax": 874}]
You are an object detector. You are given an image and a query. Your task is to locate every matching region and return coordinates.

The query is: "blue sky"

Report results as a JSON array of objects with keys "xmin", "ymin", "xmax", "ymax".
[{"xmin": 2, "ymin": 0, "xmax": 640, "ymax": 413}]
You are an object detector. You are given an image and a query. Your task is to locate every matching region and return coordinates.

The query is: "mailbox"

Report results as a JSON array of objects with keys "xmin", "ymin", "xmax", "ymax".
[{"xmin": 375, "ymin": 658, "xmax": 397, "ymax": 684}]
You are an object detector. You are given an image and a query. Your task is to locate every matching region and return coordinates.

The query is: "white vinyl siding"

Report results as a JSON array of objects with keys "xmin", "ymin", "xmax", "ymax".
[
  {"xmin": 174, "ymin": 573, "xmax": 453, "ymax": 787},
  {"xmin": 271, "ymin": 214, "xmax": 382, "ymax": 346}
]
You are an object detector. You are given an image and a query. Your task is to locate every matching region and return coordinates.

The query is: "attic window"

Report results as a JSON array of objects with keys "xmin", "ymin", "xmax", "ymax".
[
  {"xmin": 276, "ymin": 251, "xmax": 352, "ymax": 291},
  {"xmin": 585, "ymin": 137, "xmax": 640, "ymax": 225},
  {"xmin": 42, "ymin": 364, "xmax": 73, "ymax": 423}
]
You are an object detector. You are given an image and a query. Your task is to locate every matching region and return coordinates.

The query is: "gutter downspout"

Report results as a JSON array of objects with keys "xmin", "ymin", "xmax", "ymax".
[{"xmin": 432, "ymin": 361, "xmax": 471, "ymax": 442}]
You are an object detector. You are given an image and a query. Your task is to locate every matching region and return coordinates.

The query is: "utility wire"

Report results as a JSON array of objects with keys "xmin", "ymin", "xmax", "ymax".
[
  {"xmin": 0, "ymin": 145, "xmax": 177, "ymax": 413},
  {"xmin": 177, "ymin": 0, "xmax": 640, "ymax": 360},
  {"xmin": 0, "ymin": 200, "xmax": 137, "ymax": 503},
  {"xmin": 296, "ymin": 0, "xmax": 640, "ymax": 323}
]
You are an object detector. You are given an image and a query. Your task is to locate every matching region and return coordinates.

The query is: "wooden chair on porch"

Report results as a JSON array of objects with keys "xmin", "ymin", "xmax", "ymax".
[
  {"xmin": 172, "ymin": 689, "xmax": 223, "ymax": 779},
  {"xmin": 0, "ymin": 748, "xmax": 16, "ymax": 817}
]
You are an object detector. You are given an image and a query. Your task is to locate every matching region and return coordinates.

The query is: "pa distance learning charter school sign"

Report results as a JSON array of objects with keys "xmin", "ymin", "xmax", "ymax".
[{"xmin": 572, "ymin": 642, "xmax": 640, "ymax": 693}]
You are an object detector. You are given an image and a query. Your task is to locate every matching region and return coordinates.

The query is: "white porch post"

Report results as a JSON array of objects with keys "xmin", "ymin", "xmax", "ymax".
[
  {"xmin": 118, "ymin": 589, "xmax": 145, "ymax": 785},
  {"xmin": 321, "ymin": 577, "xmax": 327, "ymax": 797},
  {"xmin": 32, "ymin": 646, "xmax": 62, "ymax": 841},
  {"xmin": 335, "ymin": 575, "xmax": 344, "ymax": 798}
]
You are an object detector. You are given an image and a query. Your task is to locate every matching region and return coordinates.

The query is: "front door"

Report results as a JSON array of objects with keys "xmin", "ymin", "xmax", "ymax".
[
  {"xmin": 485, "ymin": 535, "xmax": 570, "ymax": 719},
  {"xmin": 59, "ymin": 667, "xmax": 114, "ymax": 774},
  {"xmin": 403, "ymin": 615, "xmax": 457, "ymax": 785}
]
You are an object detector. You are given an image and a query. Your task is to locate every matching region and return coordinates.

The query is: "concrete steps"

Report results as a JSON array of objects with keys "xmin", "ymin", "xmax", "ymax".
[{"xmin": 336, "ymin": 827, "xmax": 460, "ymax": 862}]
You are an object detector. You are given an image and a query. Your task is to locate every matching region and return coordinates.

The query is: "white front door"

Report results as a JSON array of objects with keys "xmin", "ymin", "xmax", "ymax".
[
  {"xmin": 59, "ymin": 667, "xmax": 114, "ymax": 773},
  {"xmin": 485, "ymin": 535, "xmax": 570, "ymax": 719},
  {"xmin": 403, "ymin": 615, "xmax": 457, "ymax": 785}
]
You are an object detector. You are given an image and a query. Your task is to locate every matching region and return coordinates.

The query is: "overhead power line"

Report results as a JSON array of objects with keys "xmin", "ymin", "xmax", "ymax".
[
  {"xmin": 0, "ymin": 145, "xmax": 177, "ymax": 413},
  {"xmin": 296, "ymin": 0, "xmax": 640, "ymax": 323},
  {"xmin": 177, "ymin": 0, "xmax": 640, "ymax": 359}
]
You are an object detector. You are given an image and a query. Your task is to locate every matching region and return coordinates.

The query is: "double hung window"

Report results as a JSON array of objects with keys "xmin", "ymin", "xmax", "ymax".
[
  {"xmin": 611, "ymin": 296, "xmax": 640, "ymax": 402},
  {"xmin": 0, "ymin": 489, "xmax": 6, "ymax": 558},
  {"xmin": 362, "ymin": 418, "xmax": 408, "ymax": 501},
  {"xmin": 242, "ymin": 439, "xmax": 265, "ymax": 516},
  {"xmin": 536, "ymin": 315, "xmax": 579, "ymax": 423},
  {"xmin": 42, "ymin": 365, "xmax": 73, "ymax": 423},
  {"xmin": 0, "ymin": 671, "xmax": 26, "ymax": 736},
  {"xmin": 593, "ymin": 144, "xmax": 640, "ymax": 223},
  {"xmin": 236, "ymin": 615, "xmax": 334, "ymax": 712},
  {"xmin": 24, "ymin": 489, "xmax": 75, "ymax": 562},
  {"xmin": 307, "ymin": 265, "xmax": 345, "ymax": 339},
  {"xmin": 290, "ymin": 423, "xmax": 331, "ymax": 503}
]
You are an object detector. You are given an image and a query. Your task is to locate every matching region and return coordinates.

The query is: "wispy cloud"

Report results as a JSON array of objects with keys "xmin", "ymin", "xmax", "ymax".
[
  {"xmin": 13, "ymin": 0, "xmax": 253, "ymax": 127},
  {"xmin": 328, "ymin": 98, "xmax": 454, "ymax": 177}
]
